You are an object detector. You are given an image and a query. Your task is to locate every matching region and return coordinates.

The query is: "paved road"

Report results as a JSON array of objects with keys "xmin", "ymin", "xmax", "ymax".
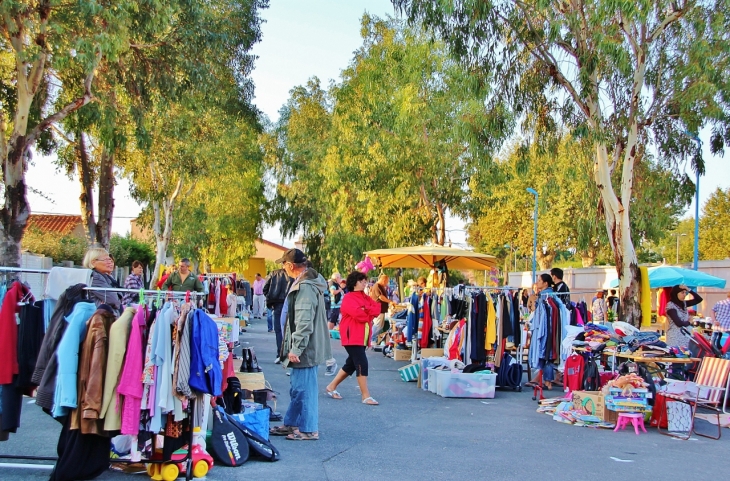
[{"xmin": 1, "ymin": 315, "xmax": 728, "ymax": 480}]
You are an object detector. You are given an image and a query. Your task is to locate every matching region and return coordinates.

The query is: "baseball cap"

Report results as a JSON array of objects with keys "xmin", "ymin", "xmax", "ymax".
[{"xmin": 275, "ymin": 248, "xmax": 308, "ymax": 264}]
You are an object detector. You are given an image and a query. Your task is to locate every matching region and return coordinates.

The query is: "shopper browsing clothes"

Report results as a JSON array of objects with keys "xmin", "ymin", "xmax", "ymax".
[
  {"xmin": 270, "ymin": 249, "xmax": 331, "ymax": 441},
  {"xmin": 550, "ymin": 268, "xmax": 570, "ymax": 305},
  {"xmin": 665, "ymin": 284, "xmax": 703, "ymax": 349},
  {"xmin": 370, "ymin": 274, "xmax": 395, "ymax": 345},
  {"xmin": 325, "ymin": 271, "xmax": 382, "ymax": 405},
  {"xmin": 524, "ymin": 273, "xmax": 556, "ymax": 390},
  {"xmin": 264, "ymin": 267, "xmax": 291, "ymax": 361},
  {"xmin": 591, "ymin": 290, "xmax": 608, "ymax": 323},
  {"xmin": 711, "ymin": 292, "xmax": 730, "ymax": 349}
]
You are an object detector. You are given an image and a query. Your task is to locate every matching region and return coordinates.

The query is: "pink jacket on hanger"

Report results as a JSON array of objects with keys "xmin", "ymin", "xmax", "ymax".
[{"xmin": 117, "ymin": 306, "xmax": 147, "ymax": 435}]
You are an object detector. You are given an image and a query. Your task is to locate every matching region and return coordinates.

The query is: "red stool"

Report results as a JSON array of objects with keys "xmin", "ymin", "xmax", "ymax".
[{"xmin": 613, "ymin": 412, "xmax": 647, "ymax": 435}]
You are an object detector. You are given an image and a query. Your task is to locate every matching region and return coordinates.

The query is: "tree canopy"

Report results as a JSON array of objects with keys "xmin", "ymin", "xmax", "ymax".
[
  {"xmin": 267, "ymin": 15, "xmax": 494, "ymax": 273},
  {"xmin": 395, "ymin": 0, "xmax": 730, "ymax": 325}
]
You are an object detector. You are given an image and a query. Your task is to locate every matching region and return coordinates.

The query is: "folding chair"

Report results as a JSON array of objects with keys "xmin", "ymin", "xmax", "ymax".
[{"xmin": 657, "ymin": 357, "xmax": 730, "ymax": 440}]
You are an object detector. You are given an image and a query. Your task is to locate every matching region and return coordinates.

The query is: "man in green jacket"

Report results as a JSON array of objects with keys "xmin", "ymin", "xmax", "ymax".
[
  {"xmin": 161, "ymin": 258, "xmax": 204, "ymax": 292},
  {"xmin": 270, "ymin": 248, "xmax": 331, "ymax": 441}
]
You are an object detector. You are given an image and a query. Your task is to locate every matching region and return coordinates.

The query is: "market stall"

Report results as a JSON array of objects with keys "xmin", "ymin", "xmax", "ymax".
[{"xmin": 0, "ymin": 266, "xmax": 278, "ymax": 479}]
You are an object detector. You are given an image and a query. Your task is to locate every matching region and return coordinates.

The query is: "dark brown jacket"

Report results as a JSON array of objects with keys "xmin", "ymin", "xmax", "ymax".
[{"xmin": 71, "ymin": 308, "xmax": 115, "ymax": 435}]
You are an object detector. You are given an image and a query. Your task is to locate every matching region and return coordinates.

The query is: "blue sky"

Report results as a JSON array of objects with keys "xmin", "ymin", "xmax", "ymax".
[{"xmin": 27, "ymin": 0, "xmax": 729, "ymax": 250}]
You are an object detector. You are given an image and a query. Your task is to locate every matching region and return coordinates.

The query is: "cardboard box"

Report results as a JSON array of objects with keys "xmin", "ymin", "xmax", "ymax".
[
  {"xmin": 420, "ymin": 348, "xmax": 445, "ymax": 359},
  {"xmin": 234, "ymin": 371, "xmax": 266, "ymax": 395},
  {"xmin": 393, "ymin": 348, "xmax": 412, "ymax": 361},
  {"xmin": 571, "ymin": 390, "xmax": 618, "ymax": 423}
]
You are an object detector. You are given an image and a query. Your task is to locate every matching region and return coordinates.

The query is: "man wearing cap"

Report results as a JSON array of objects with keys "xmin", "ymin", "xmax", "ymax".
[{"xmin": 270, "ymin": 249, "xmax": 331, "ymax": 441}]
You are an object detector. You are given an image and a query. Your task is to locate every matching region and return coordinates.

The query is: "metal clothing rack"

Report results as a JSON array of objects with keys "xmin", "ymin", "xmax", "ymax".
[
  {"xmin": 0, "ymin": 272, "xmax": 200, "ymax": 478},
  {"xmin": 0, "ymin": 267, "xmax": 52, "ymax": 274},
  {"xmin": 0, "ymin": 267, "xmax": 60, "ymax": 469}
]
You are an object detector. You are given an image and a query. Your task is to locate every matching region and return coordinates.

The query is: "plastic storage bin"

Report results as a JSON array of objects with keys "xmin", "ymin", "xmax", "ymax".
[
  {"xmin": 421, "ymin": 357, "xmax": 450, "ymax": 392},
  {"xmin": 434, "ymin": 371, "xmax": 497, "ymax": 399}
]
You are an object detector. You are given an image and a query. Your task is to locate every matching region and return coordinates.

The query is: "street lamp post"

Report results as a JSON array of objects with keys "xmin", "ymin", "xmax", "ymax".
[
  {"xmin": 526, "ymin": 188, "xmax": 538, "ymax": 284},
  {"xmin": 674, "ymin": 233, "xmax": 687, "ymax": 265}
]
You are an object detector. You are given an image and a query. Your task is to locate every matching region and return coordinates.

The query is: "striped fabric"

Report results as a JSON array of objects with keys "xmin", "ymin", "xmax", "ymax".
[
  {"xmin": 695, "ymin": 357, "xmax": 730, "ymax": 404},
  {"xmin": 175, "ymin": 310, "xmax": 194, "ymax": 399}
]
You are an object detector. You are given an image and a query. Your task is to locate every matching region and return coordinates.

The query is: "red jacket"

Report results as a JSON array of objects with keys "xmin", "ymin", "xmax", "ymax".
[
  {"xmin": 340, "ymin": 291, "xmax": 381, "ymax": 347},
  {"xmin": 0, "ymin": 282, "xmax": 28, "ymax": 384}
]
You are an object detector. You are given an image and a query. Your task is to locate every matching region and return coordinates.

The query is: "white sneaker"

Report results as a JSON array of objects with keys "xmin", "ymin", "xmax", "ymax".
[
  {"xmin": 325, "ymin": 362, "xmax": 338, "ymax": 376},
  {"xmin": 274, "ymin": 357, "xmax": 281, "ymax": 365},
  {"xmin": 286, "ymin": 370, "xmax": 291, "ymax": 376}
]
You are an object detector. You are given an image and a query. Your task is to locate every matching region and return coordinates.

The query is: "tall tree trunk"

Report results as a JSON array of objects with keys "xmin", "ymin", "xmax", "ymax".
[
  {"xmin": 1, "ymin": 20, "xmax": 97, "ymax": 266},
  {"xmin": 149, "ymin": 179, "xmax": 183, "ymax": 288},
  {"xmin": 537, "ymin": 250, "xmax": 555, "ymax": 270},
  {"xmin": 580, "ymin": 248, "xmax": 597, "ymax": 267},
  {"xmin": 594, "ymin": 142, "xmax": 642, "ymax": 327},
  {"xmin": 77, "ymin": 131, "xmax": 97, "ymax": 245},
  {"xmin": 95, "ymin": 147, "xmax": 115, "ymax": 249},
  {"xmin": 0, "ymin": 138, "xmax": 31, "ymax": 267}
]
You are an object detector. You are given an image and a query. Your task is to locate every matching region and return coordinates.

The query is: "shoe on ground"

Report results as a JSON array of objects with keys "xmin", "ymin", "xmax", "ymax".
[
  {"xmin": 325, "ymin": 362, "xmax": 338, "ymax": 376},
  {"xmin": 268, "ymin": 329, "xmax": 274, "ymax": 332},
  {"xmin": 286, "ymin": 370, "xmax": 291, "ymax": 376},
  {"xmin": 274, "ymin": 357, "xmax": 281, "ymax": 364}
]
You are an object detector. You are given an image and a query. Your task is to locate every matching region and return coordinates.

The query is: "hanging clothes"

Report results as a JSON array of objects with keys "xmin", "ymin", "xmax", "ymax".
[
  {"xmin": 118, "ymin": 306, "xmax": 148, "ymax": 435},
  {"xmin": 470, "ymin": 293, "xmax": 487, "ymax": 363},
  {"xmin": 189, "ymin": 309, "xmax": 223, "ymax": 396},
  {"xmin": 70, "ymin": 307, "xmax": 115, "ymax": 434},
  {"xmin": 1, "ymin": 300, "xmax": 45, "ymax": 433},
  {"xmin": 33, "ymin": 285, "xmax": 91, "ymax": 413},
  {"xmin": 101, "ymin": 306, "xmax": 136, "ymax": 431},
  {"xmin": 0, "ymin": 282, "xmax": 29, "ymax": 384},
  {"xmin": 52, "ymin": 301, "xmax": 99, "ymax": 418},
  {"xmin": 485, "ymin": 293, "xmax": 497, "ymax": 349}
]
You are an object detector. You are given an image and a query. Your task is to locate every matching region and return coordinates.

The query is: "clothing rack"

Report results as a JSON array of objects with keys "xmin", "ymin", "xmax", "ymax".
[
  {"xmin": 83, "ymin": 286, "xmax": 193, "ymax": 296},
  {"xmin": 0, "ymin": 276, "xmax": 199, "ymax": 477},
  {"xmin": 0, "ymin": 267, "xmax": 52, "ymax": 274}
]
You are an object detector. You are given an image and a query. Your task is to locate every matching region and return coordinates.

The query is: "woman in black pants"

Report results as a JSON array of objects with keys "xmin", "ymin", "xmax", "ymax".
[{"xmin": 325, "ymin": 271, "xmax": 382, "ymax": 405}]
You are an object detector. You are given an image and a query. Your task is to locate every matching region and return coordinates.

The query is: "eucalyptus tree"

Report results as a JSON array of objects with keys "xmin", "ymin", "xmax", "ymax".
[
  {"xmin": 468, "ymin": 135, "xmax": 693, "ymax": 269},
  {"xmin": 0, "ymin": 0, "xmax": 141, "ymax": 265},
  {"xmin": 120, "ymin": 0, "xmax": 267, "ymax": 283},
  {"xmin": 396, "ymin": 0, "xmax": 730, "ymax": 325}
]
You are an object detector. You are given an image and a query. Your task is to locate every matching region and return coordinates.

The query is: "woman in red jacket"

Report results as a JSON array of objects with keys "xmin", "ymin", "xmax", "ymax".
[{"xmin": 325, "ymin": 271, "xmax": 381, "ymax": 405}]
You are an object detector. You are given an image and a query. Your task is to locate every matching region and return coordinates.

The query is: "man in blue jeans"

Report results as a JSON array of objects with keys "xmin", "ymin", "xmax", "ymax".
[{"xmin": 269, "ymin": 249, "xmax": 331, "ymax": 441}]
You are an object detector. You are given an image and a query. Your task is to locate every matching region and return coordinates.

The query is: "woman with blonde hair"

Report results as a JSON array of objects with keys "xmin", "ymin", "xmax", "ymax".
[{"xmin": 84, "ymin": 246, "xmax": 122, "ymax": 314}]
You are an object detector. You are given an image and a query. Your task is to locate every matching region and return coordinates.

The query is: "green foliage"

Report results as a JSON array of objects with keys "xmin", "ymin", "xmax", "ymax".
[
  {"xmin": 109, "ymin": 234, "xmax": 155, "ymax": 268},
  {"xmin": 467, "ymin": 135, "xmax": 690, "ymax": 268},
  {"xmin": 21, "ymin": 228, "xmax": 86, "ymax": 265},
  {"xmin": 700, "ymin": 188, "xmax": 730, "ymax": 260},
  {"xmin": 267, "ymin": 16, "xmax": 496, "ymax": 273},
  {"xmin": 170, "ymin": 119, "xmax": 265, "ymax": 271}
]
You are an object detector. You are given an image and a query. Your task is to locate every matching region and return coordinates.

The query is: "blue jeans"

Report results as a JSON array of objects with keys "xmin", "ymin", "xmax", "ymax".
[
  {"xmin": 266, "ymin": 308, "xmax": 273, "ymax": 331},
  {"xmin": 283, "ymin": 366, "xmax": 319, "ymax": 433}
]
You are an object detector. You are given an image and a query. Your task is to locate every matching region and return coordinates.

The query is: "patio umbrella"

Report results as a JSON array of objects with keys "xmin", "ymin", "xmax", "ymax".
[
  {"xmin": 608, "ymin": 265, "xmax": 727, "ymax": 289},
  {"xmin": 364, "ymin": 245, "xmax": 497, "ymax": 270}
]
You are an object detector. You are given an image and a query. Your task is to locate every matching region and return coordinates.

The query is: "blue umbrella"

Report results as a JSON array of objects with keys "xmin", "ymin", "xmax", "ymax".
[{"xmin": 608, "ymin": 265, "xmax": 727, "ymax": 289}]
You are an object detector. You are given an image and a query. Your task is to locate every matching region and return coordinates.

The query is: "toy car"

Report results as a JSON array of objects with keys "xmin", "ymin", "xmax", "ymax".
[{"xmin": 146, "ymin": 444, "xmax": 213, "ymax": 480}]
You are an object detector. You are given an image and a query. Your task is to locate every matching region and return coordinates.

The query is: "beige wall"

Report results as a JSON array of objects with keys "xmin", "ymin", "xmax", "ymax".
[
  {"xmin": 508, "ymin": 260, "xmax": 730, "ymax": 316},
  {"xmin": 254, "ymin": 240, "xmax": 287, "ymax": 262}
]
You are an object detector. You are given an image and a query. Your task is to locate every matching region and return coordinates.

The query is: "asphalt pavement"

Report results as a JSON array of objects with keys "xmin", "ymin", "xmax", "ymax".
[{"xmin": 1, "ymin": 314, "xmax": 729, "ymax": 481}]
